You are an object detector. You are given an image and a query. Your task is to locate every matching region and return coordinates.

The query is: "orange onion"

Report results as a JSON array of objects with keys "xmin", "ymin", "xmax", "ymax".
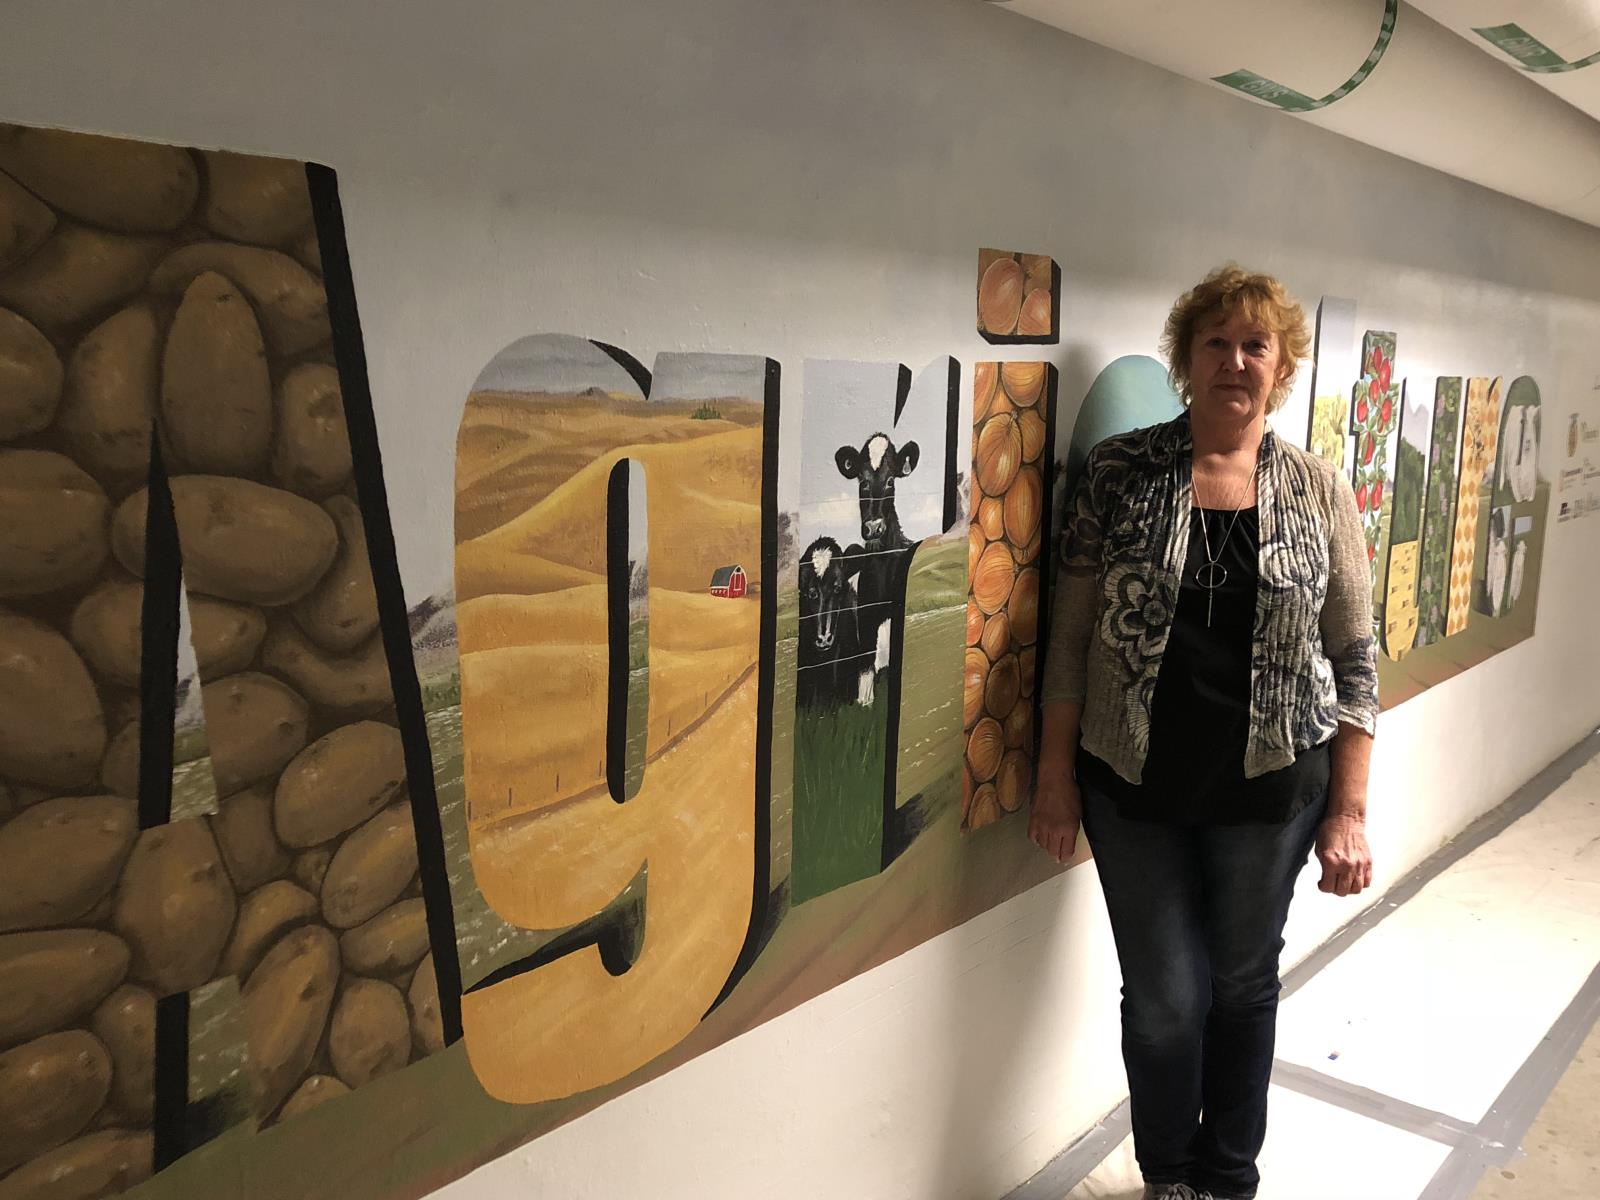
[
  {"xmin": 972, "ymin": 541, "xmax": 1016, "ymax": 616},
  {"xmin": 1000, "ymin": 360, "xmax": 1046, "ymax": 407},
  {"xmin": 977, "ymin": 257, "xmax": 1024, "ymax": 336},
  {"xmin": 1009, "ymin": 567, "xmax": 1039, "ymax": 642},
  {"xmin": 975, "ymin": 414, "xmax": 1022, "ymax": 497}
]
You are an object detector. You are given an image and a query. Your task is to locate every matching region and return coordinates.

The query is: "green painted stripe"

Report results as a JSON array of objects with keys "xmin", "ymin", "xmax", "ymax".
[
  {"xmin": 1474, "ymin": 22, "xmax": 1600, "ymax": 73},
  {"xmin": 1213, "ymin": 0, "xmax": 1397, "ymax": 113}
]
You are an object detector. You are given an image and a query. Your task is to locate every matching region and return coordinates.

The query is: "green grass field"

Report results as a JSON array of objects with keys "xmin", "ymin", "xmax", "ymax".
[
  {"xmin": 790, "ymin": 696, "xmax": 888, "ymax": 903},
  {"xmin": 784, "ymin": 534, "xmax": 967, "ymax": 905}
]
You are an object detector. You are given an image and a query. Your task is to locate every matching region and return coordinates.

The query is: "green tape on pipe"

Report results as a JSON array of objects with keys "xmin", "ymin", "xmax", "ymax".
[
  {"xmin": 1213, "ymin": 0, "xmax": 1397, "ymax": 112},
  {"xmin": 1474, "ymin": 22, "xmax": 1600, "ymax": 73}
]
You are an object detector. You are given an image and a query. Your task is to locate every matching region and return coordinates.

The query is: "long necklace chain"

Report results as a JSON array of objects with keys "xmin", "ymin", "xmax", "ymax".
[{"xmin": 1193, "ymin": 453, "xmax": 1259, "ymax": 628}]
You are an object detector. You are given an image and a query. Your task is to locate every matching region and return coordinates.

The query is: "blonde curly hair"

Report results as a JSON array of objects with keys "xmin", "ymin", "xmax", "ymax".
[{"xmin": 1159, "ymin": 265, "xmax": 1311, "ymax": 414}]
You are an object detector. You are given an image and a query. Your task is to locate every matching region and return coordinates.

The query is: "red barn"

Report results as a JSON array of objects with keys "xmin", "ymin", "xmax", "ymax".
[{"xmin": 708, "ymin": 565, "xmax": 747, "ymax": 598}]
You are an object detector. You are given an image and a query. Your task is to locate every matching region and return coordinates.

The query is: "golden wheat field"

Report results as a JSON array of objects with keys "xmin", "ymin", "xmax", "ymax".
[
  {"xmin": 454, "ymin": 388, "xmax": 764, "ymax": 825},
  {"xmin": 453, "ymin": 387, "xmax": 766, "ymax": 1103},
  {"xmin": 462, "ymin": 671, "xmax": 759, "ymax": 1103}
]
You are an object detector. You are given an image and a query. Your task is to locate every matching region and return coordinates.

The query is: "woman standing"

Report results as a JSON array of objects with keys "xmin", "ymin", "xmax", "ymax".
[{"xmin": 1031, "ymin": 266, "xmax": 1380, "ymax": 1200}]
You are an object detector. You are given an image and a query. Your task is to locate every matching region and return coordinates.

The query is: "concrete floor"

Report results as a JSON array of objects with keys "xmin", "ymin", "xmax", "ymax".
[
  {"xmin": 1469, "ymin": 1018, "xmax": 1600, "ymax": 1200},
  {"xmin": 1009, "ymin": 736, "xmax": 1600, "ymax": 1200}
]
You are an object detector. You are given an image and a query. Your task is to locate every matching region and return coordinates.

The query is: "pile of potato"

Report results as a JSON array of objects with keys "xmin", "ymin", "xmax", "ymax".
[
  {"xmin": 962, "ymin": 360, "xmax": 1051, "ymax": 830},
  {"xmin": 0, "ymin": 122, "xmax": 443, "ymax": 1196}
]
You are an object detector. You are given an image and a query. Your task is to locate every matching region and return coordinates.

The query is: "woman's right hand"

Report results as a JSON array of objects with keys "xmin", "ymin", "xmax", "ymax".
[{"xmin": 1028, "ymin": 766, "xmax": 1082, "ymax": 864}]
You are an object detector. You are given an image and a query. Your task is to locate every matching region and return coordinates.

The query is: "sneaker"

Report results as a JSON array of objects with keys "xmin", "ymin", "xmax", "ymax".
[{"xmin": 1142, "ymin": 1185, "xmax": 1207, "ymax": 1200}]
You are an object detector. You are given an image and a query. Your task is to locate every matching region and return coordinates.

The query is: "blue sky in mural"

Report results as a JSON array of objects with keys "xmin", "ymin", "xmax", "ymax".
[
  {"xmin": 652, "ymin": 353, "xmax": 769, "ymax": 404},
  {"xmin": 472, "ymin": 333, "xmax": 643, "ymax": 396},
  {"xmin": 473, "ymin": 337, "xmax": 769, "ymax": 403}
]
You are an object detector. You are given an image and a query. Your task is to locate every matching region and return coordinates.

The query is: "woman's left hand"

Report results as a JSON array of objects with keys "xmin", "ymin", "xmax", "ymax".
[{"xmin": 1315, "ymin": 814, "xmax": 1373, "ymax": 897}]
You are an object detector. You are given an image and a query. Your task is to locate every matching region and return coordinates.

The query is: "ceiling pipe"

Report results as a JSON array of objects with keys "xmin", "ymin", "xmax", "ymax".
[
  {"xmin": 990, "ymin": 0, "xmax": 1600, "ymax": 228},
  {"xmin": 1407, "ymin": 0, "xmax": 1600, "ymax": 125}
]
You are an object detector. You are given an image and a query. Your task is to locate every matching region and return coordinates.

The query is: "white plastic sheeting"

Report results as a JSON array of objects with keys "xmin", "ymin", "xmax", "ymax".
[{"xmin": 992, "ymin": 0, "xmax": 1600, "ymax": 228}]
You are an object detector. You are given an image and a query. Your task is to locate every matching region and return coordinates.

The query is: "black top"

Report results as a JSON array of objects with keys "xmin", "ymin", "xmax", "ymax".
[{"xmin": 1078, "ymin": 505, "xmax": 1330, "ymax": 825}]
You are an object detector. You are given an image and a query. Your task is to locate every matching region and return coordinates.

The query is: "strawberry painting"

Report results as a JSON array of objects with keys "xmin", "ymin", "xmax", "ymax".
[{"xmin": 1349, "ymin": 330, "xmax": 1400, "ymax": 607}]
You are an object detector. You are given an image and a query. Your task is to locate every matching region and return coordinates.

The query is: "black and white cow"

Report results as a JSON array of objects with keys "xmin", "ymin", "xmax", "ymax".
[
  {"xmin": 834, "ymin": 433, "xmax": 920, "ymax": 705},
  {"xmin": 796, "ymin": 536, "xmax": 865, "ymax": 710}
]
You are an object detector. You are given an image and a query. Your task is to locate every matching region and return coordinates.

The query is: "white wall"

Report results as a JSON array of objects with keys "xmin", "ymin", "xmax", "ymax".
[{"xmin": 5, "ymin": 0, "xmax": 1599, "ymax": 1196}]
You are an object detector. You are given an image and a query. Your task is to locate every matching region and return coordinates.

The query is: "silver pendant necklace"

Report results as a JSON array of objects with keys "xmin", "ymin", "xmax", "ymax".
[{"xmin": 1193, "ymin": 454, "xmax": 1259, "ymax": 628}]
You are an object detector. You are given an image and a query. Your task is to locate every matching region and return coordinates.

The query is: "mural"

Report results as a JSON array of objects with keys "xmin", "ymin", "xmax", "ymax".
[
  {"xmin": 1392, "ymin": 369, "xmax": 1546, "ymax": 707},
  {"xmin": 1478, "ymin": 377, "xmax": 1543, "ymax": 619},
  {"xmin": 0, "ymin": 121, "xmax": 457, "ymax": 1198},
  {"xmin": 1448, "ymin": 377, "xmax": 1503, "ymax": 637},
  {"xmin": 790, "ymin": 358, "xmax": 960, "ymax": 900},
  {"xmin": 452, "ymin": 340, "xmax": 773, "ymax": 1102},
  {"xmin": 1380, "ymin": 378, "xmax": 1431, "ymax": 660},
  {"xmin": 1350, "ymin": 329, "xmax": 1400, "ymax": 589},
  {"xmin": 1307, "ymin": 297, "xmax": 1356, "ymax": 469},
  {"xmin": 1415, "ymin": 377, "xmax": 1464, "ymax": 647},
  {"xmin": 0, "ymin": 118, "xmax": 1559, "ymax": 1198}
]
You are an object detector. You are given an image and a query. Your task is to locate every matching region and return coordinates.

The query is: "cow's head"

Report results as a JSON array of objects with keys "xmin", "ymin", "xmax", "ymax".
[
  {"xmin": 799, "ymin": 536, "xmax": 853, "ymax": 652},
  {"xmin": 835, "ymin": 433, "xmax": 919, "ymax": 548}
]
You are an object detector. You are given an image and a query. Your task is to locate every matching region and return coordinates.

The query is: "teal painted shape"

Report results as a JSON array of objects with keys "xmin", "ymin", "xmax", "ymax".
[{"xmin": 1064, "ymin": 354, "xmax": 1183, "ymax": 493}]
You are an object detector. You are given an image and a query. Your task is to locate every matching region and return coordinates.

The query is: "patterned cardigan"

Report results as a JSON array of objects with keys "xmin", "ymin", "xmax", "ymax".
[{"xmin": 1041, "ymin": 412, "xmax": 1379, "ymax": 783}]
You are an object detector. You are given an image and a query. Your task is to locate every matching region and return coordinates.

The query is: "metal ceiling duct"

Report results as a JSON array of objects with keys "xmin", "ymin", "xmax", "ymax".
[{"xmin": 989, "ymin": 0, "xmax": 1600, "ymax": 228}]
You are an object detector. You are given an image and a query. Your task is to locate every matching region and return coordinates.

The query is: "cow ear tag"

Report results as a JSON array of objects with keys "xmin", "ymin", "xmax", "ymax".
[{"xmin": 897, "ymin": 441, "xmax": 920, "ymax": 476}]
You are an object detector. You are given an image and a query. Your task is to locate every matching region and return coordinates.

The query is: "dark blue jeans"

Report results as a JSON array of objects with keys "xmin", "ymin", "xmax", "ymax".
[{"xmin": 1080, "ymin": 783, "xmax": 1325, "ymax": 1199}]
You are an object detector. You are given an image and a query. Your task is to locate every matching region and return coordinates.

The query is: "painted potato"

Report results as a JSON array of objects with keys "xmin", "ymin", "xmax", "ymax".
[
  {"xmin": 0, "ymin": 1129, "xmax": 152, "ymax": 1200},
  {"xmin": 202, "ymin": 672, "xmax": 310, "ymax": 794},
  {"xmin": 0, "ymin": 124, "xmax": 197, "ymax": 232},
  {"xmin": 0, "ymin": 173, "xmax": 54, "ymax": 271},
  {"xmin": 90, "ymin": 985, "xmax": 156, "ymax": 1124},
  {"xmin": 0, "ymin": 449, "xmax": 110, "ymax": 597},
  {"xmin": 241, "ymin": 925, "xmax": 339, "ymax": 1119},
  {"xmin": 274, "ymin": 721, "xmax": 405, "ymax": 849},
  {"xmin": 201, "ymin": 150, "xmax": 314, "ymax": 247},
  {"xmin": 0, "ymin": 1030, "xmax": 113, "ymax": 1173},
  {"xmin": 0, "ymin": 796, "xmax": 137, "ymax": 933},
  {"xmin": 340, "ymin": 898, "xmax": 430, "ymax": 976},
  {"xmin": 54, "ymin": 303, "xmax": 161, "ymax": 497},
  {"xmin": 320, "ymin": 802, "xmax": 418, "ymax": 929},
  {"xmin": 112, "ymin": 820, "xmax": 237, "ymax": 995},
  {"xmin": 0, "ymin": 222, "xmax": 166, "ymax": 332},
  {"xmin": 210, "ymin": 782, "xmax": 292, "ymax": 893},
  {"xmin": 150, "ymin": 242, "xmax": 330, "ymax": 355},
  {"xmin": 0, "ymin": 930, "xmax": 129, "ymax": 1045},
  {"xmin": 160, "ymin": 271, "xmax": 273, "ymax": 475},
  {"xmin": 273, "ymin": 364, "xmax": 353, "ymax": 498},
  {"xmin": 0, "ymin": 612, "xmax": 106, "ymax": 789},
  {"xmin": 220, "ymin": 881, "xmax": 319, "ymax": 980},
  {"xmin": 260, "ymin": 623, "xmax": 394, "ymax": 718},
  {"xmin": 292, "ymin": 495, "xmax": 379, "ymax": 652},
  {"xmin": 327, "ymin": 978, "xmax": 411, "ymax": 1088},
  {"xmin": 0, "ymin": 307, "xmax": 61, "ymax": 438},
  {"xmin": 112, "ymin": 475, "xmax": 338, "ymax": 607}
]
